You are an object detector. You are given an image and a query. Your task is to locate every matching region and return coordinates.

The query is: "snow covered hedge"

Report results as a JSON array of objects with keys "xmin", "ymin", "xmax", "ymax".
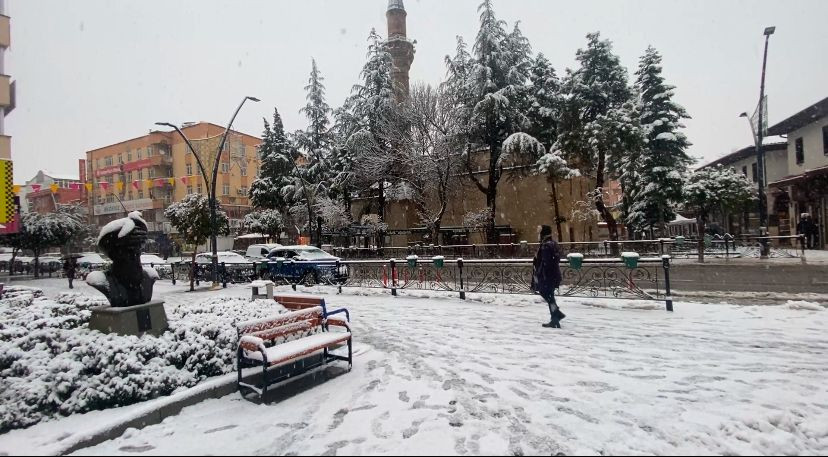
[{"xmin": 0, "ymin": 287, "xmax": 286, "ymax": 432}]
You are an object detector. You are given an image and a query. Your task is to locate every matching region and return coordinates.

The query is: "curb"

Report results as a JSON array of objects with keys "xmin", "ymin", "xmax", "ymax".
[{"xmin": 59, "ymin": 370, "xmax": 255, "ymax": 456}]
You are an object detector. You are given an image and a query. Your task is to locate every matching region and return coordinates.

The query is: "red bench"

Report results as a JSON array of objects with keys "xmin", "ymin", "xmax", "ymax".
[
  {"xmin": 274, "ymin": 294, "xmax": 326, "ymax": 311},
  {"xmin": 236, "ymin": 305, "xmax": 352, "ymax": 397}
]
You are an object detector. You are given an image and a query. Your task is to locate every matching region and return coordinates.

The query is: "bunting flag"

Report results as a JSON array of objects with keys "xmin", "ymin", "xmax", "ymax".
[
  {"xmin": 49, "ymin": 183, "xmax": 59, "ymax": 193},
  {"xmin": 69, "ymin": 183, "xmax": 81, "ymax": 191},
  {"xmin": 155, "ymin": 178, "xmax": 166, "ymax": 188},
  {"xmin": 99, "ymin": 182, "xmax": 109, "ymax": 191},
  {"xmin": 116, "ymin": 182, "xmax": 124, "ymax": 192},
  {"xmin": 12, "ymin": 185, "xmax": 20, "ymax": 195},
  {"xmin": 85, "ymin": 183, "xmax": 93, "ymax": 192},
  {"xmin": 132, "ymin": 180, "xmax": 140, "ymax": 190},
  {"xmin": 144, "ymin": 179, "xmax": 153, "ymax": 189},
  {"xmin": 31, "ymin": 184, "xmax": 41, "ymax": 193},
  {"xmin": 181, "ymin": 176, "xmax": 188, "ymax": 185},
  {"xmin": 168, "ymin": 178, "xmax": 176, "ymax": 186}
]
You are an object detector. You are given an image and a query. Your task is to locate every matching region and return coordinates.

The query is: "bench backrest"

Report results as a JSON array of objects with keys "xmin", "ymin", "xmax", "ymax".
[
  {"xmin": 275, "ymin": 294, "xmax": 326, "ymax": 312},
  {"xmin": 237, "ymin": 306, "xmax": 324, "ymax": 344}
]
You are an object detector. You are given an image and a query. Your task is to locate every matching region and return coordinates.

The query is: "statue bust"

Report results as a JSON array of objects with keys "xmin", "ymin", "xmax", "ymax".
[{"xmin": 87, "ymin": 211, "xmax": 158, "ymax": 307}]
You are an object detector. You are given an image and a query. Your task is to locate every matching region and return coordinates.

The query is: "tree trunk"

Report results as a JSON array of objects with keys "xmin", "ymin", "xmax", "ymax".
[
  {"xmin": 306, "ymin": 199, "xmax": 315, "ymax": 245},
  {"xmin": 697, "ymin": 216, "xmax": 706, "ymax": 263},
  {"xmin": 190, "ymin": 250, "xmax": 197, "ymax": 291},
  {"xmin": 33, "ymin": 249, "xmax": 40, "ymax": 279},
  {"xmin": 432, "ymin": 220, "xmax": 441, "ymax": 246},
  {"xmin": 595, "ymin": 153, "xmax": 619, "ymax": 254},
  {"xmin": 9, "ymin": 248, "xmax": 17, "ymax": 276},
  {"xmin": 550, "ymin": 178, "xmax": 564, "ymax": 242},
  {"xmin": 377, "ymin": 181, "xmax": 386, "ymax": 248}
]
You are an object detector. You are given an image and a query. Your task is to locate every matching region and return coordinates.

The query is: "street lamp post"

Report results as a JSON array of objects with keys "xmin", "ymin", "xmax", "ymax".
[
  {"xmin": 157, "ymin": 95, "xmax": 260, "ymax": 287},
  {"xmin": 741, "ymin": 26, "xmax": 775, "ymax": 258}
]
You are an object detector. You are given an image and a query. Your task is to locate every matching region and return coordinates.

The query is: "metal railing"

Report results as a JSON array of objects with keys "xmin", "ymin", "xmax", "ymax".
[{"xmin": 329, "ymin": 235, "xmax": 808, "ymax": 261}]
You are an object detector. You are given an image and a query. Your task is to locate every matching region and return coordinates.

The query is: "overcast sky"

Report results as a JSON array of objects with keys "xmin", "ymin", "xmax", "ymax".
[{"xmin": 7, "ymin": 0, "xmax": 828, "ymax": 182}]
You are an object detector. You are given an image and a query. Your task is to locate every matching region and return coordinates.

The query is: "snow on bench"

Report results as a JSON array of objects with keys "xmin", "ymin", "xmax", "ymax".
[
  {"xmin": 236, "ymin": 306, "xmax": 352, "ymax": 398},
  {"xmin": 250, "ymin": 280, "xmax": 274, "ymax": 300}
]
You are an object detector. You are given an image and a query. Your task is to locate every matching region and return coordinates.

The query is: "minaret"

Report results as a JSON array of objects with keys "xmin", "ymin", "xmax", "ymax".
[{"xmin": 386, "ymin": 0, "xmax": 415, "ymax": 101}]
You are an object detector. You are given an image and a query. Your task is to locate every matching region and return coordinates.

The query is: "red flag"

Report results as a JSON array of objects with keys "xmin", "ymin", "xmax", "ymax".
[
  {"xmin": 31, "ymin": 184, "xmax": 42, "ymax": 193},
  {"xmin": 132, "ymin": 180, "xmax": 140, "ymax": 190},
  {"xmin": 181, "ymin": 176, "xmax": 188, "ymax": 185},
  {"xmin": 99, "ymin": 182, "xmax": 109, "ymax": 191},
  {"xmin": 69, "ymin": 182, "xmax": 81, "ymax": 191},
  {"xmin": 155, "ymin": 178, "xmax": 165, "ymax": 188}
]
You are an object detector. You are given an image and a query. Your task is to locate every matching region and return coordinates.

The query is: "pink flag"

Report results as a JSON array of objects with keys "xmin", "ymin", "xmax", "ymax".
[
  {"xmin": 30, "ymin": 184, "xmax": 42, "ymax": 193},
  {"xmin": 69, "ymin": 182, "xmax": 81, "ymax": 191},
  {"xmin": 181, "ymin": 176, "xmax": 188, "ymax": 185},
  {"xmin": 155, "ymin": 178, "xmax": 166, "ymax": 188},
  {"xmin": 99, "ymin": 182, "xmax": 109, "ymax": 191},
  {"xmin": 132, "ymin": 180, "xmax": 140, "ymax": 190}
]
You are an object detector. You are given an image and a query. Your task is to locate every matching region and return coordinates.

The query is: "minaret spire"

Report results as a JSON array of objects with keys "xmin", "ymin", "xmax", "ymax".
[{"xmin": 386, "ymin": 0, "xmax": 415, "ymax": 100}]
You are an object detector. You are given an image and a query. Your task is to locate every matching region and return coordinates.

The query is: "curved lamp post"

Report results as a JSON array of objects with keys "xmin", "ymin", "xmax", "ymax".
[{"xmin": 157, "ymin": 95, "xmax": 260, "ymax": 286}]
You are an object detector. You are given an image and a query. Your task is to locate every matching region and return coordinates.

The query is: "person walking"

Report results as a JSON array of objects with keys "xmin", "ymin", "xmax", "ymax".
[
  {"xmin": 532, "ymin": 225, "xmax": 565, "ymax": 328},
  {"xmin": 806, "ymin": 216, "xmax": 819, "ymax": 250},
  {"xmin": 63, "ymin": 258, "xmax": 77, "ymax": 289}
]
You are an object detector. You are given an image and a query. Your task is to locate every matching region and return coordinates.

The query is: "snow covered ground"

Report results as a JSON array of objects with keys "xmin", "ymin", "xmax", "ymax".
[{"xmin": 2, "ymin": 280, "xmax": 828, "ymax": 455}]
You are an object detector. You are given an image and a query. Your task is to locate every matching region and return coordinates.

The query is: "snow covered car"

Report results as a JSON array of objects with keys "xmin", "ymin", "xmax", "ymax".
[
  {"xmin": 141, "ymin": 254, "xmax": 172, "ymax": 278},
  {"xmin": 195, "ymin": 252, "xmax": 250, "ymax": 265},
  {"xmin": 266, "ymin": 246, "xmax": 346, "ymax": 285},
  {"xmin": 77, "ymin": 253, "xmax": 111, "ymax": 279}
]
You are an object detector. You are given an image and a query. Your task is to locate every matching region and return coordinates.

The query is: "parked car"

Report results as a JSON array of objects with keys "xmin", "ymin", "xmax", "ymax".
[
  {"xmin": 141, "ymin": 254, "xmax": 172, "ymax": 277},
  {"xmin": 195, "ymin": 252, "xmax": 250, "ymax": 264},
  {"xmin": 77, "ymin": 253, "xmax": 111, "ymax": 279},
  {"xmin": 245, "ymin": 243, "xmax": 282, "ymax": 261},
  {"xmin": 266, "ymin": 246, "xmax": 346, "ymax": 284}
]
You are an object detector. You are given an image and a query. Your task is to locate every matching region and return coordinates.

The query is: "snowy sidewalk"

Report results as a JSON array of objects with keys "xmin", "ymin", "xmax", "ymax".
[{"xmin": 67, "ymin": 287, "xmax": 828, "ymax": 456}]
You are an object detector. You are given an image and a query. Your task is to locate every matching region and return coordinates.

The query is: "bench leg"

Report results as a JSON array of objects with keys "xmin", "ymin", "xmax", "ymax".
[
  {"xmin": 237, "ymin": 349, "xmax": 243, "ymax": 389},
  {"xmin": 348, "ymin": 338, "xmax": 353, "ymax": 371},
  {"xmin": 261, "ymin": 364, "xmax": 268, "ymax": 399}
]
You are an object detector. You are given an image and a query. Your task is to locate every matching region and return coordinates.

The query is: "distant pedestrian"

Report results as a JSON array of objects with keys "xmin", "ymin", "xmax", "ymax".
[
  {"xmin": 63, "ymin": 258, "xmax": 77, "ymax": 289},
  {"xmin": 798, "ymin": 214, "xmax": 819, "ymax": 249},
  {"xmin": 532, "ymin": 225, "xmax": 565, "ymax": 329}
]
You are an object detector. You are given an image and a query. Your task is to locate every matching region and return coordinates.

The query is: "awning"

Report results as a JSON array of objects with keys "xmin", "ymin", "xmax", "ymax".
[{"xmin": 769, "ymin": 165, "xmax": 828, "ymax": 188}]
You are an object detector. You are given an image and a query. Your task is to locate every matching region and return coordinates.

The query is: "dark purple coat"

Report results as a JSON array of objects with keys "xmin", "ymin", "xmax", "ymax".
[{"xmin": 532, "ymin": 237, "xmax": 562, "ymax": 296}]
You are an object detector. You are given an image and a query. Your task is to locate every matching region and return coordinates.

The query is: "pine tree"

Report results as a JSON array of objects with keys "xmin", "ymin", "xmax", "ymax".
[
  {"xmin": 342, "ymin": 29, "xmax": 401, "ymax": 245},
  {"xmin": 626, "ymin": 46, "xmax": 693, "ymax": 236},
  {"xmin": 288, "ymin": 59, "xmax": 334, "ymax": 245},
  {"xmin": 449, "ymin": 0, "xmax": 536, "ymax": 244},
  {"xmin": 249, "ymin": 108, "xmax": 295, "ymax": 212},
  {"xmin": 557, "ymin": 32, "xmax": 641, "ymax": 245},
  {"xmin": 242, "ymin": 209, "xmax": 284, "ymax": 243}
]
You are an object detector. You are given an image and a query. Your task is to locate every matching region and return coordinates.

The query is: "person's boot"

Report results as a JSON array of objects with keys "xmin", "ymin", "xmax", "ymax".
[
  {"xmin": 553, "ymin": 309, "xmax": 566, "ymax": 322},
  {"xmin": 542, "ymin": 318, "xmax": 560, "ymax": 329}
]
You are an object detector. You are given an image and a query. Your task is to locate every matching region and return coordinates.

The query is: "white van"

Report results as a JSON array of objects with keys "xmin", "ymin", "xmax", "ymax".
[{"xmin": 245, "ymin": 244, "xmax": 282, "ymax": 261}]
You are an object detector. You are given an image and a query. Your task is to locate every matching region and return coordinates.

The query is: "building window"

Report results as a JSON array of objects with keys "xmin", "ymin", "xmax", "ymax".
[
  {"xmin": 221, "ymin": 162, "xmax": 230, "ymax": 174},
  {"xmin": 118, "ymin": 154, "xmax": 123, "ymax": 165},
  {"xmin": 240, "ymin": 166, "xmax": 247, "ymax": 177},
  {"xmin": 197, "ymin": 184, "xmax": 203, "ymax": 194},
  {"xmin": 137, "ymin": 148, "xmax": 143, "ymax": 160},
  {"xmin": 127, "ymin": 150, "xmax": 132, "ymax": 162},
  {"xmin": 742, "ymin": 166, "xmax": 748, "ymax": 176},
  {"xmin": 138, "ymin": 190, "xmax": 144, "ymax": 199},
  {"xmin": 106, "ymin": 195, "xmax": 114, "ymax": 204},
  {"xmin": 148, "ymin": 168, "xmax": 156, "ymax": 179},
  {"xmin": 187, "ymin": 186, "xmax": 193, "ymax": 195},
  {"xmin": 147, "ymin": 146, "xmax": 153, "ymax": 157},
  {"xmin": 186, "ymin": 163, "xmax": 193, "ymax": 176},
  {"xmin": 138, "ymin": 169, "xmax": 143, "ymax": 180},
  {"xmin": 796, "ymin": 138, "xmax": 805, "ymax": 165},
  {"xmin": 223, "ymin": 184, "xmax": 230, "ymax": 196},
  {"xmin": 751, "ymin": 163, "xmax": 758, "ymax": 183},
  {"xmin": 105, "ymin": 156, "xmax": 113, "ymax": 166},
  {"xmin": 823, "ymin": 126, "xmax": 828, "ymax": 155}
]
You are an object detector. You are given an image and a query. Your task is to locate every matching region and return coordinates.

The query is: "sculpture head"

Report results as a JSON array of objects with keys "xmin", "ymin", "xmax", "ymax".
[{"xmin": 97, "ymin": 211, "xmax": 148, "ymax": 265}]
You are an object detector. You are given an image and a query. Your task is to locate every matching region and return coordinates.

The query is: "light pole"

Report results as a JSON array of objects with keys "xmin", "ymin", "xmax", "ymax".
[
  {"xmin": 756, "ymin": 26, "xmax": 775, "ymax": 257},
  {"xmin": 157, "ymin": 95, "xmax": 260, "ymax": 287}
]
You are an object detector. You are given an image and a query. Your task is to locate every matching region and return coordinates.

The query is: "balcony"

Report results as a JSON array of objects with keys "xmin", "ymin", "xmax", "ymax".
[
  {"xmin": 0, "ymin": 135, "xmax": 9, "ymax": 160},
  {"xmin": 0, "ymin": 15, "xmax": 9, "ymax": 49}
]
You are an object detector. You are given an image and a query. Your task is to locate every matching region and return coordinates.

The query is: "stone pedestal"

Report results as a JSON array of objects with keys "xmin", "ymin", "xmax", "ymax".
[
  {"xmin": 89, "ymin": 300, "xmax": 168, "ymax": 336},
  {"xmin": 251, "ymin": 280, "xmax": 275, "ymax": 300}
]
